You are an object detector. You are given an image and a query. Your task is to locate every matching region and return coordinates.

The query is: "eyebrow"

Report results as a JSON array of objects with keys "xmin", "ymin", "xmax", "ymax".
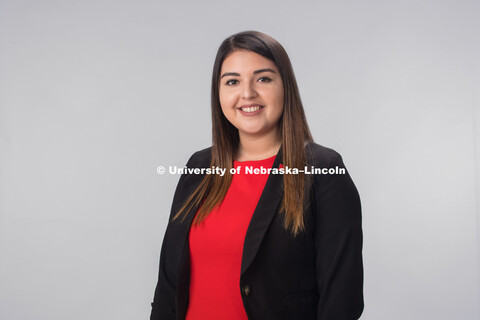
[{"xmin": 220, "ymin": 68, "xmax": 277, "ymax": 79}]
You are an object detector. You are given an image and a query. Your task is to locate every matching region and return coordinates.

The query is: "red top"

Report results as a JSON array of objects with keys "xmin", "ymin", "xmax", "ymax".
[{"xmin": 185, "ymin": 155, "xmax": 276, "ymax": 320}]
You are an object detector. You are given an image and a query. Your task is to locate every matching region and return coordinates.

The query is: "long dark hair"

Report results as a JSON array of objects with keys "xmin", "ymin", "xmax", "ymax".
[{"xmin": 173, "ymin": 30, "xmax": 314, "ymax": 236}]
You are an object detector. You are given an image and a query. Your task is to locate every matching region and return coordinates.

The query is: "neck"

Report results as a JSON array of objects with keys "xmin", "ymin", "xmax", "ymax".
[{"xmin": 235, "ymin": 128, "xmax": 282, "ymax": 161}]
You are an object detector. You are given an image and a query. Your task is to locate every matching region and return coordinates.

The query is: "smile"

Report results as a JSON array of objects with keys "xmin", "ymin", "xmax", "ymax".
[{"xmin": 239, "ymin": 105, "xmax": 264, "ymax": 112}]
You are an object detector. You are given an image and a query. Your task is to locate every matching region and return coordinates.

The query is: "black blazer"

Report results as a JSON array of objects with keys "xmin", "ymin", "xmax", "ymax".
[{"xmin": 151, "ymin": 142, "xmax": 364, "ymax": 320}]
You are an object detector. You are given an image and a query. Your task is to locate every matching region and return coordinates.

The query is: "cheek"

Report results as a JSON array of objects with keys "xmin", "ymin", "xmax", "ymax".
[
  {"xmin": 273, "ymin": 87, "xmax": 284, "ymax": 113},
  {"xmin": 220, "ymin": 94, "xmax": 241, "ymax": 123},
  {"xmin": 219, "ymin": 92, "xmax": 235, "ymax": 120},
  {"xmin": 218, "ymin": 90, "xmax": 227, "ymax": 112},
  {"xmin": 219, "ymin": 101, "xmax": 229, "ymax": 118},
  {"xmin": 219, "ymin": 89, "xmax": 233, "ymax": 108}
]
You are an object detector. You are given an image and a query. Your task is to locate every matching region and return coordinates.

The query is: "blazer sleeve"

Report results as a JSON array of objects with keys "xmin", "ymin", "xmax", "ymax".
[
  {"xmin": 150, "ymin": 153, "xmax": 197, "ymax": 320},
  {"xmin": 313, "ymin": 152, "xmax": 364, "ymax": 319},
  {"xmin": 150, "ymin": 220, "xmax": 177, "ymax": 320}
]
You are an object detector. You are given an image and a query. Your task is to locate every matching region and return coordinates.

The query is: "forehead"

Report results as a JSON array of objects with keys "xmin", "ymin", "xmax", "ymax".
[{"xmin": 221, "ymin": 50, "xmax": 278, "ymax": 73}]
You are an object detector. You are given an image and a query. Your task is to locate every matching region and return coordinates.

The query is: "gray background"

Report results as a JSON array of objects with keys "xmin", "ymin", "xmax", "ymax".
[{"xmin": 1, "ymin": 0, "xmax": 479, "ymax": 319}]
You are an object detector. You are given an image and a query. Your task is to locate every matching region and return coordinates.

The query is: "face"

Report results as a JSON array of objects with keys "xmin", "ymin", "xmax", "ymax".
[{"xmin": 219, "ymin": 50, "xmax": 284, "ymax": 140}]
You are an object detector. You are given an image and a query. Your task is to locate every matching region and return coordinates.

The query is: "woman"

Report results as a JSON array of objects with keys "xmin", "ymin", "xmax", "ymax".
[{"xmin": 151, "ymin": 30, "xmax": 364, "ymax": 320}]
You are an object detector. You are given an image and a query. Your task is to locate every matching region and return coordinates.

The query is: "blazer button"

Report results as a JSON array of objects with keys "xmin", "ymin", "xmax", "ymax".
[{"xmin": 242, "ymin": 284, "xmax": 252, "ymax": 296}]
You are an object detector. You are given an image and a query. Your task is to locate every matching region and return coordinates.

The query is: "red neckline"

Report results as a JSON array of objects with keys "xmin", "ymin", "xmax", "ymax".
[{"xmin": 233, "ymin": 154, "xmax": 277, "ymax": 164}]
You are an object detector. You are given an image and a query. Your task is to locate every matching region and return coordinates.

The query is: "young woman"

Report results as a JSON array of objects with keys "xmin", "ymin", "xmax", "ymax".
[{"xmin": 150, "ymin": 30, "xmax": 364, "ymax": 320}]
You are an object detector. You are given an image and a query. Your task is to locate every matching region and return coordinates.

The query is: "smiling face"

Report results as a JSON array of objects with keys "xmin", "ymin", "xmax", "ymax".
[{"xmin": 219, "ymin": 50, "xmax": 284, "ymax": 142}]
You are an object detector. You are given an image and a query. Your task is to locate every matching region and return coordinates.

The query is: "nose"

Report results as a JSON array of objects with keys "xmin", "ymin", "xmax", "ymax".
[{"xmin": 241, "ymin": 81, "xmax": 257, "ymax": 99}]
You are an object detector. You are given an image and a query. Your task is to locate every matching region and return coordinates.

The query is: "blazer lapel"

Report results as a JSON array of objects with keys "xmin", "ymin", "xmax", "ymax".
[
  {"xmin": 176, "ymin": 173, "xmax": 206, "ymax": 320},
  {"xmin": 241, "ymin": 146, "xmax": 284, "ymax": 276}
]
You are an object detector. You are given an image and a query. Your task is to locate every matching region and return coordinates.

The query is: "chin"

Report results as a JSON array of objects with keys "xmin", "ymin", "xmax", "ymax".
[{"xmin": 239, "ymin": 128, "xmax": 271, "ymax": 137}]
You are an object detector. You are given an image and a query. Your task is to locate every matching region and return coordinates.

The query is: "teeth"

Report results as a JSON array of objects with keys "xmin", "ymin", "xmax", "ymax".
[{"xmin": 241, "ymin": 106, "xmax": 261, "ymax": 112}]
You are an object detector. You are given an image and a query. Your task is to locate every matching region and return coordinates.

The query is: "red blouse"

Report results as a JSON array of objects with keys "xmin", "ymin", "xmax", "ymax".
[{"xmin": 185, "ymin": 155, "xmax": 276, "ymax": 320}]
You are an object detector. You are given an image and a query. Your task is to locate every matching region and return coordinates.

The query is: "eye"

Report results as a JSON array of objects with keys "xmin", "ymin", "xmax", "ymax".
[
  {"xmin": 258, "ymin": 77, "xmax": 272, "ymax": 83},
  {"xmin": 225, "ymin": 79, "xmax": 238, "ymax": 86}
]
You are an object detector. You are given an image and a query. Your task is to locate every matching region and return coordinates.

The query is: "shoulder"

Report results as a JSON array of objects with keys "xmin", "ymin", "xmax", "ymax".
[
  {"xmin": 185, "ymin": 146, "xmax": 212, "ymax": 168},
  {"xmin": 305, "ymin": 142, "xmax": 360, "ymax": 207},
  {"xmin": 305, "ymin": 141, "xmax": 344, "ymax": 168},
  {"xmin": 185, "ymin": 143, "xmax": 347, "ymax": 168},
  {"xmin": 168, "ymin": 146, "xmax": 212, "ymax": 218}
]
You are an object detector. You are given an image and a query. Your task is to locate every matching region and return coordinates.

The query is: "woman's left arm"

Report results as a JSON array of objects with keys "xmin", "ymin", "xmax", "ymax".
[{"xmin": 313, "ymin": 152, "xmax": 364, "ymax": 319}]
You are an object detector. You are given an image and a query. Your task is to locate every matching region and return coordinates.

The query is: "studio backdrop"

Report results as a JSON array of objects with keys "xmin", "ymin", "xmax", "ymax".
[{"xmin": 0, "ymin": 0, "xmax": 479, "ymax": 319}]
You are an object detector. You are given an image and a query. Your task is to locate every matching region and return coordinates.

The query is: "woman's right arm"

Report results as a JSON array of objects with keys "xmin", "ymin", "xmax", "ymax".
[
  {"xmin": 150, "ymin": 221, "xmax": 177, "ymax": 319},
  {"xmin": 150, "ymin": 153, "xmax": 198, "ymax": 320}
]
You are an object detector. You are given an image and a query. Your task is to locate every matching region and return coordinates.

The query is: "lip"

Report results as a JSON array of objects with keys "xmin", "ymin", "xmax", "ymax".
[
  {"xmin": 239, "ymin": 103, "xmax": 262, "ymax": 109},
  {"xmin": 237, "ymin": 104, "xmax": 264, "ymax": 116}
]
